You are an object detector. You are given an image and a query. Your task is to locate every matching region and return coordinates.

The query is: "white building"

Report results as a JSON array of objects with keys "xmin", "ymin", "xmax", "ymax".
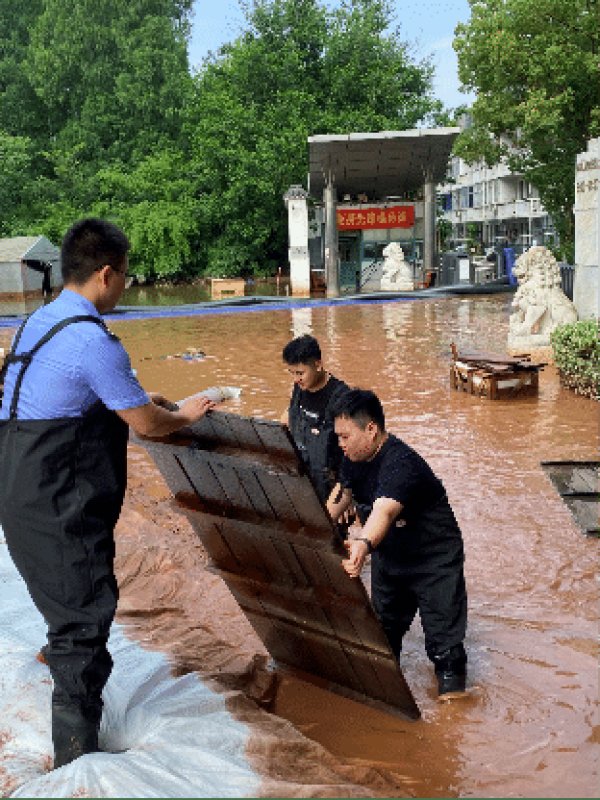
[{"xmin": 438, "ymin": 156, "xmax": 556, "ymax": 254}]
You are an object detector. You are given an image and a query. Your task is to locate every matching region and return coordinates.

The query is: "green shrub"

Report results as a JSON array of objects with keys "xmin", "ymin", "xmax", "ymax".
[{"xmin": 551, "ymin": 320, "xmax": 600, "ymax": 400}]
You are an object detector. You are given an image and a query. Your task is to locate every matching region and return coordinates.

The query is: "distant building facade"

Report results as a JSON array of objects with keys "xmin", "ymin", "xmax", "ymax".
[{"xmin": 438, "ymin": 156, "xmax": 556, "ymax": 254}]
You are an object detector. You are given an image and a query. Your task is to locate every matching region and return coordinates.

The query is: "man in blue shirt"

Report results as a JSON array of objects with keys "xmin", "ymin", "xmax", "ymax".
[{"xmin": 0, "ymin": 218, "xmax": 215, "ymax": 768}]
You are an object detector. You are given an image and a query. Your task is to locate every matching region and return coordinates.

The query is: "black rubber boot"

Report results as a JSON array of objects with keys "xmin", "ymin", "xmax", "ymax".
[
  {"xmin": 433, "ymin": 643, "xmax": 467, "ymax": 698},
  {"xmin": 52, "ymin": 702, "xmax": 100, "ymax": 769}
]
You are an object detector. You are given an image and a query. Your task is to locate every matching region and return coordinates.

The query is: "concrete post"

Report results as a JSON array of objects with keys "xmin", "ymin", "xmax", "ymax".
[
  {"xmin": 324, "ymin": 171, "xmax": 339, "ymax": 297},
  {"xmin": 283, "ymin": 185, "xmax": 310, "ymax": 296},
  {"xmin": 573, "ymin": 137, "xmax": 600, "ymax": 320}
]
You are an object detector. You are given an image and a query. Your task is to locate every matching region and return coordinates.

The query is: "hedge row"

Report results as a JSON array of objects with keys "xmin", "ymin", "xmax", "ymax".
[{"xmin": 550, "ymin": 320, "xmax": 600, "ymax": 400}]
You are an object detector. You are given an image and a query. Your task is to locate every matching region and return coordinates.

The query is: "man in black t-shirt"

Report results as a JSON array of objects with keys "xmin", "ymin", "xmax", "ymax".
[
  {"xmin": 326, "ymin": 388, "xmax": 468, "ymax": 699},
  {"xmin": 281, "ymin": 334, "xmax": 349, "ymax": 502}
]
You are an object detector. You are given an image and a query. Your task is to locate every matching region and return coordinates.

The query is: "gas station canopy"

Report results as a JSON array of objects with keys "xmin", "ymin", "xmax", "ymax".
[{"xmin": 308, "ymin": 127, "xmax": 460, "ymax": 199}]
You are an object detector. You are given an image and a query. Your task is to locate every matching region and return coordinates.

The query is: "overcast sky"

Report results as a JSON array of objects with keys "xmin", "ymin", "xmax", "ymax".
[{"xmin": 187, "ymin": 0, "xmax": 475, "ymax": 110}]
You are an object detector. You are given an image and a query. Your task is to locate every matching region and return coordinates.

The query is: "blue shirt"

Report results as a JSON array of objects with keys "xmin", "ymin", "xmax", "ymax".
[{"xmin": 0, "ymin": 289, "xmax": 149, "ymax": 420}]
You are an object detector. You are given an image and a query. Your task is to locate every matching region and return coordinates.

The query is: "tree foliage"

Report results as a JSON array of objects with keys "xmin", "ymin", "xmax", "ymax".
[
  {"xmin": 190, "ymin": 0, "xmax": 441, "ymax": 275},
  {"xmin": 0, "ymin": 133, "xmax": 36, "ymax": 236},
  {"xmin": 0, "ymin": 0, "xmax": 444, "ymax": 278},
  {"xmin": 454, "ymin": 0, "xmax": 600, "ymax": 259},
  {"xmin": 0, "ymin": 0, "xmax": 196, "ymax": 275}
]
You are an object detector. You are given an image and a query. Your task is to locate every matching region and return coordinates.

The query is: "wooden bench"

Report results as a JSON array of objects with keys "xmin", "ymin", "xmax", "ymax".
[{"xmin": 450, "ymin": 343, "xmax": 545, "ymax": 399}]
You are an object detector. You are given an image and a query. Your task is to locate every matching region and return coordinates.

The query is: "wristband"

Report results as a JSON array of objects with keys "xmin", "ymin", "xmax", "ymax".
[{"xmin": 357, "ymin": 536, "xmax": 374, "ymax": 554}]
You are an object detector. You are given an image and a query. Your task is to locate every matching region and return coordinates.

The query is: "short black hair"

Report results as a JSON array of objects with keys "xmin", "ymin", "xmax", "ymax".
[
  {"xmin": 331, "ymin": 388, "xmax": 386, "ymax": 430},
  {"xmin": 61, "ymin": 218, "xmax": 130, "ymax": 285},
  {"xmin": 282, "ymin": 334, "xmax": 322, "ymax": 365}
]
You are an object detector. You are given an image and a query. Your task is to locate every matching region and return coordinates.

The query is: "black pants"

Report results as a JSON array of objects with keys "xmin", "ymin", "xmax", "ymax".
[
  {"xmin": 5, "ymin": 513, "xmax": 118, "ymax": 716},
  {"xmin": 371, "ymin": 550, "xmax": 468, "ymax": 661},
  {"xmin": 0, "ymin": 412, "xmax": 126, "ymax": 720}
]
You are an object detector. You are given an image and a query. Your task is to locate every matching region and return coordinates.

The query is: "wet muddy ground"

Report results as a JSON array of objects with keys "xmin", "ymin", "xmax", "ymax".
[{"xmin": 1, "ymin": 294, "xmax": 597, "ymax": 797}]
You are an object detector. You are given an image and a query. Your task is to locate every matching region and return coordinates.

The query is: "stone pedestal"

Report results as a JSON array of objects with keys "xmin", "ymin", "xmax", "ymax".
[
  {"xmin": 284, "ymin": 185, "xmax": 310, "ymax": 296},
  {"xmin": 573, "ymin": 138, "xmax": 600, "ymax": 320}
]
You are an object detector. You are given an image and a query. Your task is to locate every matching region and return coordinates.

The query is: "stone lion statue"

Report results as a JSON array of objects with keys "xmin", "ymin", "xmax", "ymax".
[
  {"xmin": 508, "ymin": 246, "xmax": 577, "ymax": 350},
  {"xmin": 380, "ymin": 242, "xmax": 414, "ymax": 291}
]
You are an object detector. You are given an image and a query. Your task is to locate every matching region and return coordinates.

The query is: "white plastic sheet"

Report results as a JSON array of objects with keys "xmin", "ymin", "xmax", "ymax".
[{"xmin": 0, "ymin": 528, "xmax": 261, "ymax": 798}]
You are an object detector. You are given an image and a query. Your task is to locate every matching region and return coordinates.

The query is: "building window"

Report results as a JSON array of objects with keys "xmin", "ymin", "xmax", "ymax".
[
  {"xmin": 459, "ymin": 187, "xmax": 472, "ymax": 209},
  {"xmin": 518, "ymin": 180, "xmax": 532, "ymax": 200}
]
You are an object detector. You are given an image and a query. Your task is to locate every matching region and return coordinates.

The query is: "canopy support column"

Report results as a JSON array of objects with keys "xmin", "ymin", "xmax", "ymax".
[
  {"xmin": 423, "ymin": 170, "xmax": 437, "ymax": 276},
  {"xmin": 324, "ymin": 170, "xmax": 339, "ymax": 297}
]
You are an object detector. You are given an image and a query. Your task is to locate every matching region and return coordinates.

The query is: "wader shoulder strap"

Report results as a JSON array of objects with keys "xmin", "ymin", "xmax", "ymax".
[
  {"xmin": 5, "ymin": 314, "xmax": 107, "ymax": 420},
  {"xmin": 0, "ymin": 317, "xmax": 28, "ymax": 387}
]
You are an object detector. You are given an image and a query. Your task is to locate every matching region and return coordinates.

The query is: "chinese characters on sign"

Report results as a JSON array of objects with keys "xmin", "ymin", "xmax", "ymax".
[{"xmin": 337, "ymin": 205, "xmax": 415, "ymax": 230}]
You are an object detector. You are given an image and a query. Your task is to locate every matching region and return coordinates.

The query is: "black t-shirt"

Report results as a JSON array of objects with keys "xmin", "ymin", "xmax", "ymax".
[
  {"xmin": 288, "ymin": 375, "xmax": 348, "ymax": 499},
  {"xmin": 339, "ymin": 434, "xmax": 462, "ymax": 568},
  {"xmin": 291, "ymin": 375, "xmax": 346, "ymax": 421}
]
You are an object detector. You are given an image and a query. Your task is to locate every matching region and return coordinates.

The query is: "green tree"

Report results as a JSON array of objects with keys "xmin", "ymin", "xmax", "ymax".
[
  {"xmin": 0, "ymin": 0, "xmax": 46, "ymax": 139},
  {"xmin": 320, "ymin": 0, "xmax": 442, "ymax": 132},
  {"xmin": 0, "ymin": 0, "xmax": 198, "ymax": 272},
  {"xmin": 189, "ymin": 0, "xmax": 441, "ymax": 275},
  {"xmin": 0, "ymin": 133, "xmax": 37, "ymax": 235},
  {"xmin": 26, "ymin": 0, "xmax": 194, "ymax": 162},
  {"xmin": 454, "ymin": 0, "xmax": 600, "ymax": 260},
  {"xmin": 93, "ymin": 149, "xmax": 200, "ymax": 277}
]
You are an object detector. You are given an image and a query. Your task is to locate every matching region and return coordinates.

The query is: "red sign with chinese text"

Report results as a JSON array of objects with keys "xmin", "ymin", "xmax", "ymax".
[{"xmin": 336, "ymin": 205, "xmax": 415, "ymax": 230}]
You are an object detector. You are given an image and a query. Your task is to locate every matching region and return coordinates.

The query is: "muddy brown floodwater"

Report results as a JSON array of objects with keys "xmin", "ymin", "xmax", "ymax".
[{"xmin": 1, "ymin": 294, "xmax": 597, "ymax": 797}]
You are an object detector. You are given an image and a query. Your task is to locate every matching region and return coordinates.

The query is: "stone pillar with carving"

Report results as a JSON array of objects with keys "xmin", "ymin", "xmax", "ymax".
[
  {"xmin": 574, "ymin": 137, "xmax": 600, "ymax": 320},
  {"xmin": 284, "ymin": 185, "xmax": 310, "ymax": 296}
]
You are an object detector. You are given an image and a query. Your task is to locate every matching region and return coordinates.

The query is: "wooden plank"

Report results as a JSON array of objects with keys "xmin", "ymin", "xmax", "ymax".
[
  {"xmin": 216, "ymin": 525, "xmax": 273, "ymax": 584},
  {"xmin": 562, "ymin": 496, "xmax": 600, "ymax": 535},
  {"xmin": 175, "ymin": 451, "xmax": 229, "ymax": 508},
  {"xmin": 226, "ymin": 415, "xmax": 268, "ymax": 453},
  {"xmin": 140, "ymin": 410, "xmax": 421, "ymax": 719},
  {"xmin": 544, "ymin": 465, "xmax": 581, "ymax": 496},
  {"xmin": 341, "ymin": 643, "xmax": 395, "ymax": 706},
  {"xmin": 246, "ymin": 613, "xmax": 321, "ymax": 673},
  {"xmin": 298, "ymin": 630, "xmax": 364, "ymax": 692},
  {"xmin": 234, "ymin": 467, "xmax": 278, "ymax": 519},
  {"xmin": 222, "ymin": 573, "xmax": 264, "ymax": 615},
  {"xmin": 257, "ymin": 587, "xmax": 335, "ymax": 638},
  {"xmin": 142, "ymin": 443, "xmax": 192, "ymax": 497},
  {"xmin": 255, "ymin": 419, "xmax": 299, "ymax": 460},
  {"xmin": 198, "ymin": 411, "xmax": 241, "ymax": 447},
  {"xmin": 255, "ymin": 471, "xmax": 303, "ymax": 526},
  {"xmin": 323, "ymin": 595, "xmax": 391, "ymax": 654},
  {"xmin": 213, "ymin": 520, "xmax": 330, "ymax": 587},
  {"xmin": 455, "ymin": 348, "xmax": 534, "ymax": 366},
  {"xmin": 569, "ymin": 467, "xmax": 598, "ymax": 494},
  {"xmin": 185, "ymin": 412, "xmax": 221, "ymax": 442},
  {"xmin": 278, "ymin": 473, "xmax": 332, "ymax": 530},
  {"xmin": 210, "ymin": 459, "xmax": 257, "ymax": 514},
  {"xmin": 193, "ymin": 519, "xmax": 240, "ymax": 574},
  {"xmin": 269, "ymin": 539, "xmax": 312, "ymax": 588}
]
